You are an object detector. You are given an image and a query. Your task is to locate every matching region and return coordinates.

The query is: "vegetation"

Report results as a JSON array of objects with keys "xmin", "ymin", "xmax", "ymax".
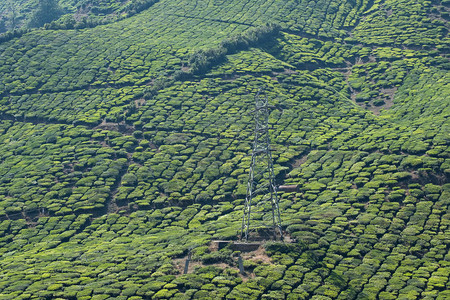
[
  {"xmin": 0, "ymin": 0, "xmax": 161, "ymax": 33},
  {"xmin": 29, "ymin": 0, "xmax": 63, "ymax": 28},
  {"xmin": 0, "ymin": 0, "xmax": 448, "ymax": 298}
]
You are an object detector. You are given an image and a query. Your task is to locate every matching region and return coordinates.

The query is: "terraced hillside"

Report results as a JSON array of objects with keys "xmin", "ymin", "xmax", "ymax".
[{"xmin": 0, "ymin": 0, "xmax": 449, "ymax": 299}]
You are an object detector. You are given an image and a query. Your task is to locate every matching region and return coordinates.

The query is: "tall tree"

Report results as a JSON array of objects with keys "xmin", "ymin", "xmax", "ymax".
[
  {"xmin": 0, "ymin": 17, "xmax": 6, "ymax": 33},
  {"xmin": 30, "ymin": 0, "xmax": 62, "ymax": 28}
]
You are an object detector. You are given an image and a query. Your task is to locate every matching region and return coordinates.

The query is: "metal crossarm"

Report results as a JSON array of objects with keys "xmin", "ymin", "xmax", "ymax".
[{"xmin": 240, "ymin": 89, "xmax": 283, "ymax": 242}]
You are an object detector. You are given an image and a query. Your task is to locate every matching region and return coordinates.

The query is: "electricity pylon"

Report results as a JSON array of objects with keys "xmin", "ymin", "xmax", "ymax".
[{"xmin": 240, "ymin": 89, "xmax": 283, "ymax": 242}]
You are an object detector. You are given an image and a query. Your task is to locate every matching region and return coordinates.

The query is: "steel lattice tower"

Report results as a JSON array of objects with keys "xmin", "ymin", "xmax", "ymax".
[{"xmin": 241, "ymin": 90, "xmax": 283, "ymax": 242}]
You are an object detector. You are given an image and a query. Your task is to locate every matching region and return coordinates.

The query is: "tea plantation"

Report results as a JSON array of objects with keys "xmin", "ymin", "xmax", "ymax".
[{"xmin": 0, "ymin": 0, "xmax": 449, "ymax": 299}]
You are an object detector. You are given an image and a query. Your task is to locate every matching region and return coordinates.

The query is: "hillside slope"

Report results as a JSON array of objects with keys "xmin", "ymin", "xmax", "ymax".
[{"xmin": 0, "ymin": 0, "xmax": 449, "ymax": 299}]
